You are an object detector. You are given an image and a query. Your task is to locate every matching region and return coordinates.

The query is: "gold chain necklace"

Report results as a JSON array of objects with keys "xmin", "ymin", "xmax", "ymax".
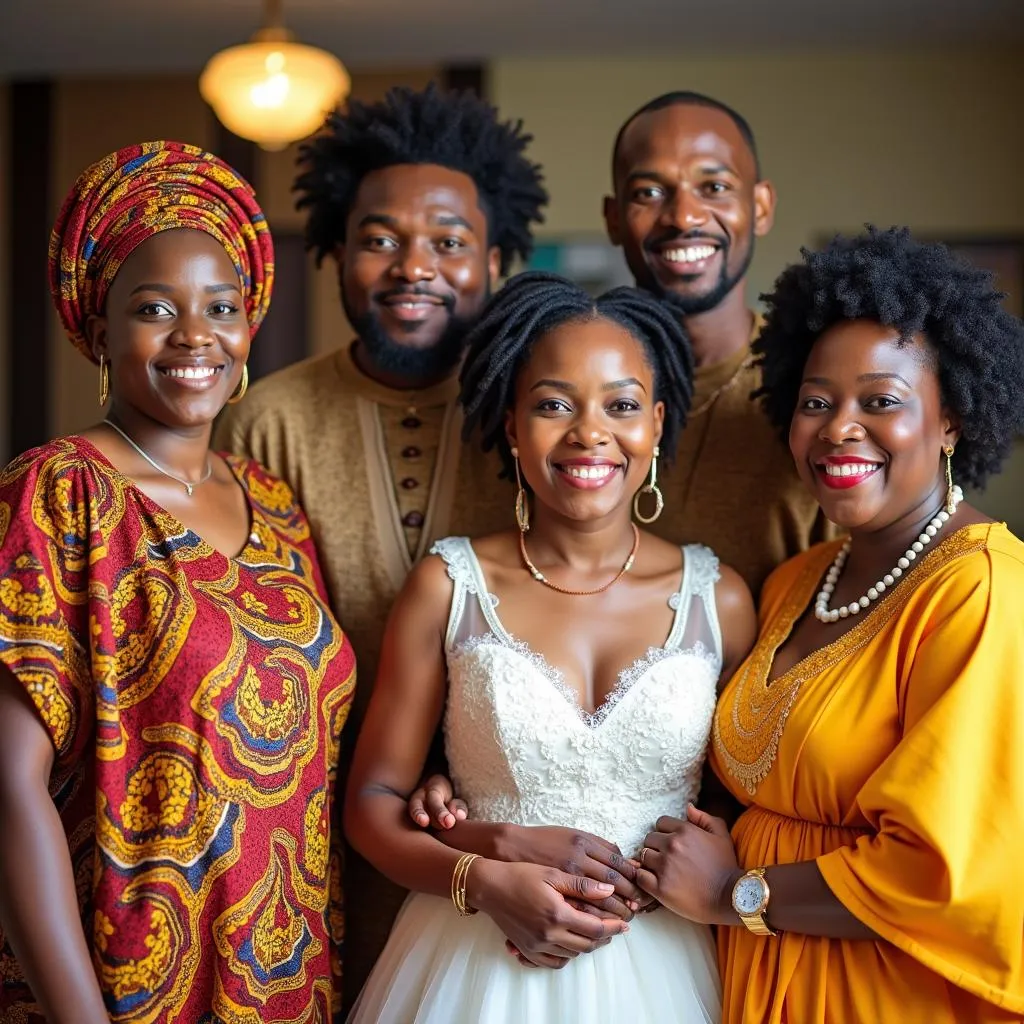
[
  {"xmin": 103, "ymin": 418, "xmax": 212, "ymax": 497},
  {"xmin": 689, "ymin": 354, "xmax": 755, "ymax": 418},
  {"xmin": 519, "ymin": 524, "xmax": 640, "ymax": 596}
]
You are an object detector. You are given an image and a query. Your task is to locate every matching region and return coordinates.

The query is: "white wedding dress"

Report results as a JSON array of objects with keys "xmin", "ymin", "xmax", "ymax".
[{"xmin": 348, "ymin": 538, "xmax": 724, "ymax": 1023}]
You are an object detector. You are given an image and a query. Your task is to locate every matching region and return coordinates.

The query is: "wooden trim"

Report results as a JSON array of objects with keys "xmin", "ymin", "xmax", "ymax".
[
  {"xmin": 211, "ymin": 116, "xmax": 258, "ymax": 191},
  {"xmin": 8, "ymin": 80, "xmax": 52, "ymax": 455},
  {"xmin": 249, "ymin": 231, "xmax": 309, "ymax": 381},
  {"xmin": 442, "ymin": 64, "xmax": 486, "ymax": 98}
]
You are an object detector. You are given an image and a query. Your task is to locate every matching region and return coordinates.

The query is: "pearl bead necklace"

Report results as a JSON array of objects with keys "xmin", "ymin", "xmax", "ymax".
[{"xmin": 814, "ymin": 486, "xmax": 963, "ymax": 624}]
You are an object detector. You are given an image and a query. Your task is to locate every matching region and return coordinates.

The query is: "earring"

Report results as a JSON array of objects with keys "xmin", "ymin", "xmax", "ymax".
[
  {"xmin": 228, "ymin": 364, "xmax": 248, "ymax": 404},
  {"xmin": 511, "ymin": 447, "xmax": 530, "ymax": 533},
  {"xmin": 98, "ymin": 355, "xmax": 110, "ymax": 407},
  {"xmin": 943, "ymin": 443, "xmax": 956, "ymax": 514},
  {"xmin": 633, "ymin": 445, "xmax": 664, "ymax": 524}
]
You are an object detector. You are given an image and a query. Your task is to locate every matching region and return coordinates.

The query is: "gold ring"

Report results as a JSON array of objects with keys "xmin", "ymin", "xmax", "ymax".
[{"xmin": 640, "ymin": 847, "xmax": 649, "ymax": 868}]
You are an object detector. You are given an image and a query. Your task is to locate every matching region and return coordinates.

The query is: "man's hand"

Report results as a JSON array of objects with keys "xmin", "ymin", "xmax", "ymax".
[{"xmin": 407, "ymin": 773, "xmax": 466, "ymax": 830}]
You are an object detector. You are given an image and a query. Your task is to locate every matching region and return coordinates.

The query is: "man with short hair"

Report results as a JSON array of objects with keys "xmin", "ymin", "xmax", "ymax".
[
  {"xmin": 605, "ymin": 91, "xmax": 833, "ymax": 593},
  {"xmin": 216, "ymin": 83, "xmax": 547, "ymax": 1008}
]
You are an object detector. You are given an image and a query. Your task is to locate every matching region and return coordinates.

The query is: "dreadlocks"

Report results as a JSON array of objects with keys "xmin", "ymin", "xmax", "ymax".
[
  {"xmin": 295, "ymin": 83, "xmax": 547, "ymax": 275},
  {"xmin": 460, "ymin": 271, "xmax": 694, "ymax": 479}
]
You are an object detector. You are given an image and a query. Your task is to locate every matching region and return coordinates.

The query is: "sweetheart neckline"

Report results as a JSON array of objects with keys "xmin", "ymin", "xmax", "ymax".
[{"xmin": 451, "ymin": 634, "xmax": 720, "ymax": 729}]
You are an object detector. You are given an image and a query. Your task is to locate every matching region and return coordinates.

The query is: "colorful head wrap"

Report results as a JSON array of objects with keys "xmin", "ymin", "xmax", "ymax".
[{"xmin": 49, "ymin": 140, "xmax": 274, "ymax": 363}]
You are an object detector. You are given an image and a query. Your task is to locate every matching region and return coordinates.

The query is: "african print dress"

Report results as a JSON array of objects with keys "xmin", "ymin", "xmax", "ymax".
[{"xmin": 0, "ymin": 436, "xmax": 356, "ymax": 1024}]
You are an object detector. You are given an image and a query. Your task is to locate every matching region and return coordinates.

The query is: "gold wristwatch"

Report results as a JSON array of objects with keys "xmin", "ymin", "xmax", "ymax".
[{"xmin": 731, "ymin": 867, "xmax": 777, "ymax": 936}]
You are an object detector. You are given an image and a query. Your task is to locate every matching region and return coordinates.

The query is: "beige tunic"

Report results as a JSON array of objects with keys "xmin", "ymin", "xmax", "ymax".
[{"xmin": 650, "ymin": 337, "xmax": 837, "ymax": 597}]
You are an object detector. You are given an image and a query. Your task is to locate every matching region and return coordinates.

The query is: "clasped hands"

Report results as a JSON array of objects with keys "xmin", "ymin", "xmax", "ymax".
[{"xmin": 409, "ymin": 776, "xmax": 742, "ymax": 968}]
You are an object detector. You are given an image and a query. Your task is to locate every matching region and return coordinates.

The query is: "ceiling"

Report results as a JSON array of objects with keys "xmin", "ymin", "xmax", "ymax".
[{"xmin": 1, "ymin": 0, "xmax": 1022, "ymax": 76}]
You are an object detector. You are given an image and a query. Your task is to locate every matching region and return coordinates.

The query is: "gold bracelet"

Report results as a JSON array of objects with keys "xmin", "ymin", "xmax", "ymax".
[{"xmin": 450, "ymin": 853, "xmax": 480, "ymax": 917}]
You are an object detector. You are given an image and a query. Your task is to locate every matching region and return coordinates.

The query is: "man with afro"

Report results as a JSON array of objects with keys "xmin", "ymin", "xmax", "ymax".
[{"xmin": 217, "ymin": 83, "xmax": 547, "ymax": 1006}]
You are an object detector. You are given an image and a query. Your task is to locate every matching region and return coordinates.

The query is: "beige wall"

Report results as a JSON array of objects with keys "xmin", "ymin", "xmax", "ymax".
[
  {"xmin": 492, "ymin": 51, "xmax": 1024, "ymax": 533},
  {"xmin": 0, "ymin": 82, "xmax": 9, "ymax": 464}
]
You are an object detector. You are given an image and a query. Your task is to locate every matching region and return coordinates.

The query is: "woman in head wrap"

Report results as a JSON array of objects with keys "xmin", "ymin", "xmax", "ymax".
[{"xmin": 0, "ymin": 142, "xmax": 355, "ymax": 1024}]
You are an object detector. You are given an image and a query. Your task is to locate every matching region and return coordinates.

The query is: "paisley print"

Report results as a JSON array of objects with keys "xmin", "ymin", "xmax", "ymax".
[{"xmin": 0, "ymin": 437, "xmax": 355, "ymax": 1023}]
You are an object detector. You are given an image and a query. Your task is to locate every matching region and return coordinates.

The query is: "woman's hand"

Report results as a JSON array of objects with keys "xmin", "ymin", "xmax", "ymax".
[
  {"xmin": 635, "ymin": 804, "xmax": 741, "ymax": 926},
  {"xmin": 468, "ymin": 859, "xmax": 629, "ymax": 969}
]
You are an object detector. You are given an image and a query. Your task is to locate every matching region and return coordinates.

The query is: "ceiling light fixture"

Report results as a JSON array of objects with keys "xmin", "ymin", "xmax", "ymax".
[{"xmin": 199, "ymin": 0, "xmax": 350, "ymax": 151}]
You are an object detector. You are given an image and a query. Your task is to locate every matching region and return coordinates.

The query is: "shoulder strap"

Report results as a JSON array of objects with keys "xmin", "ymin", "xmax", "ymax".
[
  {"xmin": 665, "ymin": 544, "xmax": 723, "ymax": 661},
  {"xmin": 431, "ymin": 537, "xmax": 474, "ymax": 651},
  {"xmin": 430, "ymin": 536, "xmax": 505, "ymax": 651}
]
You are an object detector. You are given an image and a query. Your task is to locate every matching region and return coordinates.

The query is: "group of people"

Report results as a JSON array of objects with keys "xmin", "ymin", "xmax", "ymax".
[{"xmin": 0, "ymin": 80, "xmax": 1021, "ymax": 1024}]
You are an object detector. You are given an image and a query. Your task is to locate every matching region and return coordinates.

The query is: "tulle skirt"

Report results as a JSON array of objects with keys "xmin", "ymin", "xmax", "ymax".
[{"xmin": 348, "ymin": 893, "xmax": 721, "ymax": 1023}]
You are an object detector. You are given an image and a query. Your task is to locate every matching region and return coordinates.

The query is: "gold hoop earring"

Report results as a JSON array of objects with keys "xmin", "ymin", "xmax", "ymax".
[
  {"xmin": 633, "ymin": 445, "xmax": 664, "ymax": 524},
  {"xmin": 511, "ymin": 447, "xmax": 530, "ymax": 533},
  {"xmin": 228, "ymin": 364, "xmax": 248, "ymax": 405},
  {"xmin": 943, "ymin": 443, "xmax": 956, "ymax": 514},
  {"xmin": 98, "ymin": 355, "xmax": 110, "ymax": 407}
]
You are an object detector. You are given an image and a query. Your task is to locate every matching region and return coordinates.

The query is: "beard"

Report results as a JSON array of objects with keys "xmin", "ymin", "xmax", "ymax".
[
  {"xmin": 342, "ymin": 288, "xmax": 481, "ymax": 381},
  {"xmin": 646, "ymin": 228, "xmax": 755, "ymax": 316}
]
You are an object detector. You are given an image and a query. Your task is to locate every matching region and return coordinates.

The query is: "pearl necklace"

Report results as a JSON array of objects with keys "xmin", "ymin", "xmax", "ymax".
[{"xmin": 814, "ymin": 485, "xmax": 963, "ymax": 623}]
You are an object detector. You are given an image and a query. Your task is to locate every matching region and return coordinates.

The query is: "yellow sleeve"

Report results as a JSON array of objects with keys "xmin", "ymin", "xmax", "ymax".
[{"xmin": 816, "ymin": 547, "xmax": 1024, "ymax": 1014}]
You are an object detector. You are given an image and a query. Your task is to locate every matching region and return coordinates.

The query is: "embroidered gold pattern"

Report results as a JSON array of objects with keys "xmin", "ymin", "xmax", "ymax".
[{"xmin": 713, "ymin": 528, "xmax": 988, "ymax": 795}]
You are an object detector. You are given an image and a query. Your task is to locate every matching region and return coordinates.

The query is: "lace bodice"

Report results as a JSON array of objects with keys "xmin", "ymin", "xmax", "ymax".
[{"xmin": 432, "ymin": 537, "xmax": 723, "ymax": 857}]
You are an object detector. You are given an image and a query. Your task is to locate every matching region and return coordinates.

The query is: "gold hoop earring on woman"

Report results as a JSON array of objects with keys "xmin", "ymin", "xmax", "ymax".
[
  {"xmin": 943, "ymin": 443, "xmax": 956, "ymax": 513},
  {"xmin": 511, "ymin": 447, "xmax": 530, "ymax": 533},
  {"xmin": 228, "ymin": 364, "xmax": 248, "ymax": 405},
  {"xmin": 633, "ymin": 445, "xmax": 664, "ymax": 524},
  {"xmin": 98, "ymin": 354, "xmax": 110, "ymax": 407}
]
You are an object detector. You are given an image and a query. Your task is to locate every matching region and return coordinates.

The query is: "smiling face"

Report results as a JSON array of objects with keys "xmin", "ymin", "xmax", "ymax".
[
  {"xmin": 87, "ymin": 228, "xmax": 249, "ymax": 428},
  {"xmin": 337, "ymin": 163, "xmax": 501, "ymax": 380},
  {"xmin": 604, "ymin": 103, "xmax": 774, "ymax": 315},
  {"xmin": 789, "ymin": 319, "xmax": 960, "ymax": 533},
  {"xmin": 506, "ymin": 315, "xmax": 664, "ymax": 525}
]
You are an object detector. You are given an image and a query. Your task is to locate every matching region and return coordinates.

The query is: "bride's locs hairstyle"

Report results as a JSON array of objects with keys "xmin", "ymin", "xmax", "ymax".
[
  {"xmin": 459, "ymin": 271, "xmax": 695, "ymax": 480},
  {"xmin": 754, "ymin": 225, "xmax": 1024, "ymax": 490}
]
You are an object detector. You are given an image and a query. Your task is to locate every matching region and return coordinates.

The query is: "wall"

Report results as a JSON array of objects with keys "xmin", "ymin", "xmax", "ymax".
[
  {"xmin": 45, "ymin": 68, "xmax": 440, "ymax": 441},
  {"xmin": 492, "ymin": 51, "xmax": 1024, "ymax": 532}
]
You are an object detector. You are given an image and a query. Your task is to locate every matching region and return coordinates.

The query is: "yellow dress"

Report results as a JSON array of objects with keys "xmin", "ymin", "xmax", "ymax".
[{"xmin": 710, "ymin": 522, "xmax": 1024, "ymax": 1024}]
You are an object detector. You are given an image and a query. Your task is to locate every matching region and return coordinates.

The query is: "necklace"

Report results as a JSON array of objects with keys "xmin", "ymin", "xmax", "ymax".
[
  {"xmin": 519, "ymin": 524, "xmax": 640, "ymax": 596},
  {"xmin": 689, "ymin": 354, "xmax": 755, "ymax": 418},
  {"xmin": 814, "ymin": 485, "xmax": 963, "ymax": 623},
  {"xmin": 103, "ymin": 418, "xmax": 213, "ymax": 497}
]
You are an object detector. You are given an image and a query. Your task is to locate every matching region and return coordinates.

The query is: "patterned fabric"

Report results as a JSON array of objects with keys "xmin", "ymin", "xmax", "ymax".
[
  {"xmin": 0, "ymin": 437, "xmax": 355, "ymax": 1023},
  {"xmin": 49, "ymin": 140, "xmax": 274, "ymax": 362}
]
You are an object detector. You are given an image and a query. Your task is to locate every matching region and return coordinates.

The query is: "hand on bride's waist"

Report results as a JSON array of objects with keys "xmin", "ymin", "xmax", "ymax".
[{"xmin": 408, "ymin": 774, "xmax": 653, "ymax": 920}]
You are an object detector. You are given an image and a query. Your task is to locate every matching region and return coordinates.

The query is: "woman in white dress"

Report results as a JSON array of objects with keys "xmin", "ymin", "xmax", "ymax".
[{"xmin": 344, "ymin": 272, "xmax": 756, "ymax": 1023}]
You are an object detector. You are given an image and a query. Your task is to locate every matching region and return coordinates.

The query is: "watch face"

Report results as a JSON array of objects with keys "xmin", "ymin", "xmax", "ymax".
[{"xmin": 732, "ymin": 874, "xmax": 767, "ymax": 916}]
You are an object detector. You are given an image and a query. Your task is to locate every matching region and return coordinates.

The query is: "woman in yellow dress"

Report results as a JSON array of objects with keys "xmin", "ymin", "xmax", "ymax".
[{"xmin": 632, "ymin": 226, "xmax": 1024, "ymax": 1023}]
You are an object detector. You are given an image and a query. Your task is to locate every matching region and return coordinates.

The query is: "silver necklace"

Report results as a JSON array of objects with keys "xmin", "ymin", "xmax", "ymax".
[
  {"xmin": 103, "ymin": 418, "xmax": 213, "ymax": 497},
  {"xmin": 814, "ymin": 485, "xmax": 963, "ymax": 623}
]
